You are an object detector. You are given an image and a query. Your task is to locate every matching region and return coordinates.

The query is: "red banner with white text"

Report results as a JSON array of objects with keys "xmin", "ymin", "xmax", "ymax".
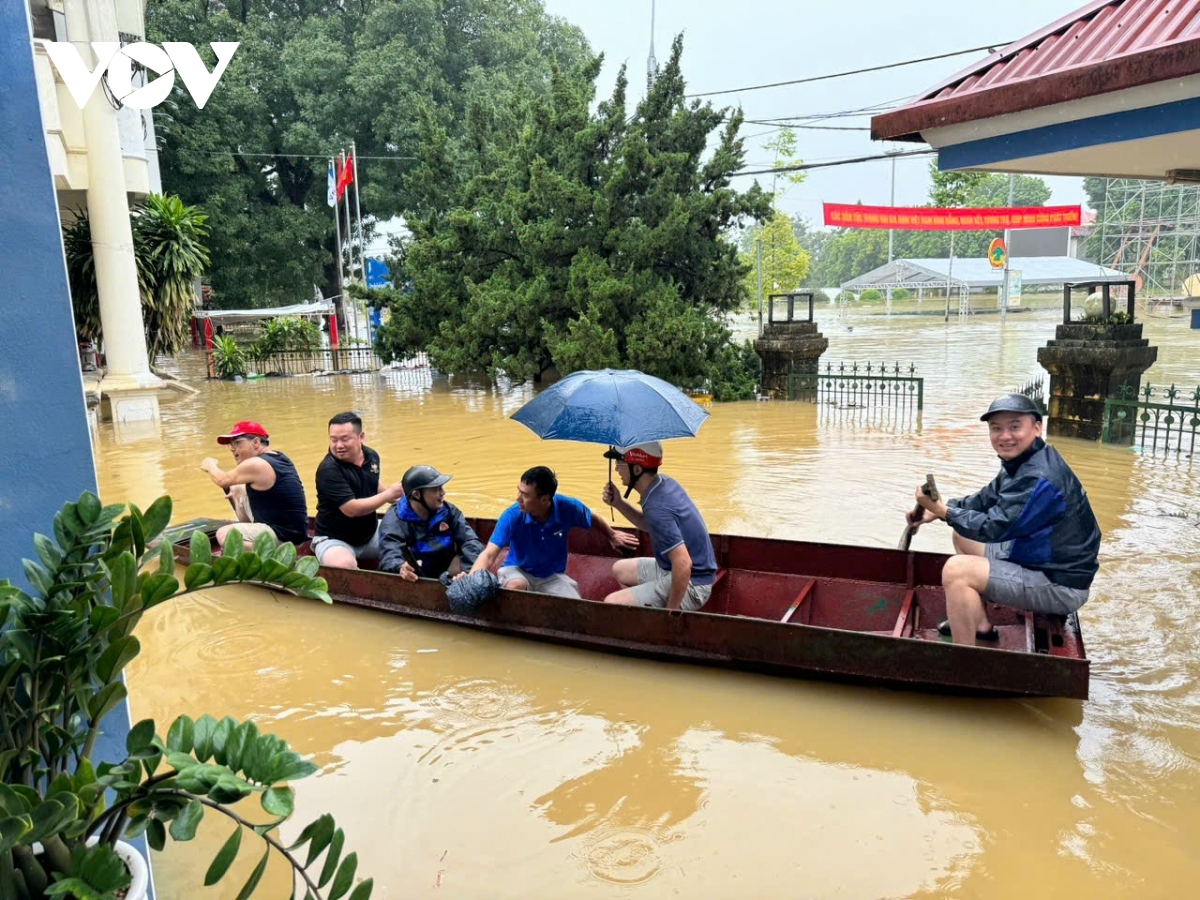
[{"xmin": 822, "ymin": 203, "xmax": 1082, "ymax": 231}]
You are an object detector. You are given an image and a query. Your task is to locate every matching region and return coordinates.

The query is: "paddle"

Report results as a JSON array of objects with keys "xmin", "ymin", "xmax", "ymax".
[{"xmin": 898, "ymin": 474, "xmax": 939, "ymax": 551}]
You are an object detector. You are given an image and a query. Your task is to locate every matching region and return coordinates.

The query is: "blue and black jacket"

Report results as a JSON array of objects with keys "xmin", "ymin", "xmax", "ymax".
[
  {"xmin": 945, "ymin": 437, "xmax": 1100, "ymax": 589},
  {"xmin": 378, "ymin": 496, "xmax": 483, "ymax": 579}
]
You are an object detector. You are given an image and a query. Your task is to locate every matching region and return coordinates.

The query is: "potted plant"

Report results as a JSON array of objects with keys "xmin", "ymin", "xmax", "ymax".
[{"xmin": 0, "ymin": 492, "xmax": 373, "ymax": 900}]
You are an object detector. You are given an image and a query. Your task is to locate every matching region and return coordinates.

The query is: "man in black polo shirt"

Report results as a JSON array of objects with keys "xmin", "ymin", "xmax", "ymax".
[{"xmin": 312, "ymin": 411, "xmax": 404, "ymax": 569}]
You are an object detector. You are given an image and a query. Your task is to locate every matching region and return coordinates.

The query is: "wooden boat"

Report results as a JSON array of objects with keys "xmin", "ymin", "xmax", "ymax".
[{"xmin": 170, "ymin": 517, "xmax": 1089, "ymax": 700}]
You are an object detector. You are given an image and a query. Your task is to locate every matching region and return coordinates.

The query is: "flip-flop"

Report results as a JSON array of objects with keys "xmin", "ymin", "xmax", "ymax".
[{"xmin": 937, "ymin": 619, "xmax": 1000, "ymax": 641}]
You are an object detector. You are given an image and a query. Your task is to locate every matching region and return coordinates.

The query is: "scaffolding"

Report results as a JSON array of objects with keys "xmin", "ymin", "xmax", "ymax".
[{"xmin": 1092, "ymin": 179, "xmax": 1200, "ymax": 308}]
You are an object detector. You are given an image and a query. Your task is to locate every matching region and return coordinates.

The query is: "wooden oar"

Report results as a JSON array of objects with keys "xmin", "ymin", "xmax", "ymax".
[{"xmin": 898, "ymin": 474, "xmax": 939, "ymax": 551}]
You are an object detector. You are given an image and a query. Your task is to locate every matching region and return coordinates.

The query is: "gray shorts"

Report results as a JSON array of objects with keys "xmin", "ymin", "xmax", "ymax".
[
  {"xmin": 629, "ymin": 557, "xmax": 712, "ymax": 612},
  {"xmin": 983, "ymin": 542, "xmax": 1089, "ymax": 615},
  {"xmin": 497, "ymin": 566, "xmax": 581, "ymax": 598},
  {"xmin": 312, "ymin": 525, "xmax": 381, "ymax": 566}
]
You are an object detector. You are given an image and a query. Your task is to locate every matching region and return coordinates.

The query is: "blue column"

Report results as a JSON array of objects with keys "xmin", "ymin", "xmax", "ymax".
[{"xmin": 1, "ymin": 8, "xmax": 153, "ymax": 895}]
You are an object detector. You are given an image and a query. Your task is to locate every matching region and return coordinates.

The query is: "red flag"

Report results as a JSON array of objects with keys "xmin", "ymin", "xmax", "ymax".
[{"xmin": 336, "ymin": 155, "xmax": 354, "ymax": 201}]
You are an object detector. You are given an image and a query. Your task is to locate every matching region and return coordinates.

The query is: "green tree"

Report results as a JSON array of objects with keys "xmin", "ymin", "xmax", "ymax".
[
  {"xmin": 147, "ymin": 0, "xmax": 589, "ymax": 308},
  {"xmin": 741, "ymin": 209, "xmax": 811, "ymax": 305},
  {"xmin": 373, "ymin": 36, "xmax": 771, "ymax": 397}
]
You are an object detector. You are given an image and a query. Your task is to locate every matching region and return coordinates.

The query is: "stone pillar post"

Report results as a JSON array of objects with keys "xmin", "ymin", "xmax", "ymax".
[
  {"xmin": 66, "ymin": 0, "xmax": 162, "ymax": 425},
  {"xmin": 753, "ymin": 321, "xmax": 829, "ymax": 399},
  {"xmin": 1036, "ymin": 322, "xmax": 1158, "ymax": 441}
]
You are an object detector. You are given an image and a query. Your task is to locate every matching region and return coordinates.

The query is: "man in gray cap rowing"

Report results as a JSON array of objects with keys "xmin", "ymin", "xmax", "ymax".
[
  {"xmin": 601, "ymin": 441, "xmax": 718, "ymax": 612},
  {"xmin": 908, "ymin": 394, "xmax": 1101, "ymax": 645}
]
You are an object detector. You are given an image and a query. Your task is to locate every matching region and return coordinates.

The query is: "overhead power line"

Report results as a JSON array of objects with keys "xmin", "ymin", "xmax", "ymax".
[
  {"xmin": 687, "ymin": 43, "xmax": 1008, "ymax": 99},
  {"xmin": 733, "ymin": 148, "xmax": 935, "ymax": 177}
]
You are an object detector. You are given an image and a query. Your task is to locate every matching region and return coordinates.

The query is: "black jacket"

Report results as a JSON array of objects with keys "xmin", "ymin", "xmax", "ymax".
[{"xmin": 378, "ymin": 496, "xmax": 483, "ymax": 578}]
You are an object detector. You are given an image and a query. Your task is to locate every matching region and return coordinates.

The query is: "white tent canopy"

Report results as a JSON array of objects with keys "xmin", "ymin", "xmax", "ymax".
[
  {"xmin": 193, "ymin": 300, "xmax": 335, "ymax": 322},
  {"xmin": 842, "ymin": 257, "xmax": 1131, "ymax": 292}
]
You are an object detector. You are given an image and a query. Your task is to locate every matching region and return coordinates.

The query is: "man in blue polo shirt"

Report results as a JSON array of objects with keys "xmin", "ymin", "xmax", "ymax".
[
  {"xmin": 465, "ymin": 466, "xmax": 636, "ymax": 597},
  {"xmin": 601, "ymin": 442, "xmax": 718, "ymax": 612}
]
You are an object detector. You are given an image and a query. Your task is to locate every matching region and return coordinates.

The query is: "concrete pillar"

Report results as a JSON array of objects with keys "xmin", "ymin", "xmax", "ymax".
[
  {"xmin": 753, "ymin": 321, "xmax": 829, "ymax": 399},
  {"xmin": 1036, "ymin": 322, "xmax": 1158, "ymax": 441},
  {"xmin": 66, "ymin": 0, "xmax": 161, "ymax": 424}
]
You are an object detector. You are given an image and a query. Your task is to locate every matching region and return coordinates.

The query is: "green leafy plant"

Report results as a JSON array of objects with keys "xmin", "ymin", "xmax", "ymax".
[
  {"xmin": 61, "ymin": 195, "xmax": 210, "ymax": 362},
  {"xmin": 857, "ymin": 289, "xmax": 883, "ymax": 304},
  {"xmin": 212, "ymin": 335, "xmax": 248, "ymax": 379},
  {"xmin": 890, "ymin": 288, "xmax": 910, "ymax": 301},
  {"xmin": 0, "ymin": 493, "xmax": 373, "ymax": 900},
  {"xmin": 1081, "ymin": 311, "xmax": 1134, "ymax": 325},
  {"xmin": 249, "ymin": 317, "xmax": 322, "ymax": 362}
]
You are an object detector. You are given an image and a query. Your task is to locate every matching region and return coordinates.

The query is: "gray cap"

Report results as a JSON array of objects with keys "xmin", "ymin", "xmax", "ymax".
[{"xmin": 980, "ymin": 393, "xmax": 1043, "ymax": 422}]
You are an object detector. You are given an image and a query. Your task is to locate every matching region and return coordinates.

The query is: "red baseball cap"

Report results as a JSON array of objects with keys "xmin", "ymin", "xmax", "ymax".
[
  {"xmin": 603, "ymin": 442, "xmax": 663, "ymax": 467},
  {"xmin": 217, "ymin": 421, "xmax": 269, "ymax": 444}
]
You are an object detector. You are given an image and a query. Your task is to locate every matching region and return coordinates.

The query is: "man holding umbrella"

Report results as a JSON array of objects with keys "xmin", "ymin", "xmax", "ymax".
[{"xmin": 601, "ymin": 442, "xmax": 718, "ymax": 612}]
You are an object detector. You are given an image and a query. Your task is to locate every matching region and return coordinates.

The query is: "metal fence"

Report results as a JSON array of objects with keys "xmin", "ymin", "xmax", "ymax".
[
  {"xmin": 788, "ymin": 361, "xmax": 924, "ymax": 412},
  {"xmin": 1014, "ymin": 373, "xmax": 1047, "ymax": 415},
  {"xmin": 1102, "ymin": 382, "xmax": 1200, "ymax": 456},
  {"xmin": 217, "ymin": 346, "xmax": 386, "ymax": 376}
]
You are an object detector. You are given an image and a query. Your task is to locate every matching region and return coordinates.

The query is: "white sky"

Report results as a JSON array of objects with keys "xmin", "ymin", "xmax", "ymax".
[{"xmin": 542, "ymin": 0, "xmax": 1091, "ymax": 225}]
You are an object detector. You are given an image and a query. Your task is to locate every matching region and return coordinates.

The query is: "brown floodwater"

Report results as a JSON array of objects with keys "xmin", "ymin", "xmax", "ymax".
[{"xmin": 96, "ymin": 306, "xmax": 1200, "ymax": 898}]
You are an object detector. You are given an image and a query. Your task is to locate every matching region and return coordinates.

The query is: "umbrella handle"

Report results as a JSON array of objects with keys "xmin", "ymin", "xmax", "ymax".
[{"xmin": 608, "ymin": 456, "xmax": 615, "ymax": 522}]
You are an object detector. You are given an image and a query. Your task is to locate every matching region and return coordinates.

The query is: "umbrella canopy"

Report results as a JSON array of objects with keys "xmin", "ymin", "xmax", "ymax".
[{"xmin": 511, "ymin": 369, "xmax": 710, "ymax": 447}]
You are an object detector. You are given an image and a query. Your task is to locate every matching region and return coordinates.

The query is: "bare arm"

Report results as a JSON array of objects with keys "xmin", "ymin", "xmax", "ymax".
[
  {"xmin": 664, "ymin": 544, "xmax": 692, "ymax": 612},
  {"xmin": 200, "ymin": 456, "xmax": 274, "ymax": 491},
  {"xmin": 602, "ymin": 482, "xmax": 646, "ymax": 531},
  {"xmin": 468, "ymin": 542, "xmax": 504, "ymax": 576},
  {"xmin": 339, "ymin": 481, "xmax": 404, "ymax": 518},
  {"xmin": 591, "ymin": 511, "xmax": 638, "ymax": 550}
]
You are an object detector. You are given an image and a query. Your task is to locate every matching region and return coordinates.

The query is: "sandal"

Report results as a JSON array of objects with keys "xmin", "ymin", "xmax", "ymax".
[{"xmin": 937, "ymin": 619, "xmax": 999, "ymax": 641}]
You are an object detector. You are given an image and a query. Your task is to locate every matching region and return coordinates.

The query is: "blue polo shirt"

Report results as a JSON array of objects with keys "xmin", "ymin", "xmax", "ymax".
[
  {"xmin": 489, "ymin": 495, "xmax": 593, "ymax": 578},
  {"xmin": 640, "ymin": 476, "xmax": 717, "ymax": 585}
]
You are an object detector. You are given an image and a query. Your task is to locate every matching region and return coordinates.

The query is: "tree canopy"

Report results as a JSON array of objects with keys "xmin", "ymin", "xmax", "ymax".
[
  {"xmin": 147, "ymin": 0, "xmax": 590, "ymax": 308},
  {"xmin": 371, "ymin": 37, "xmax": 771, "ymax": 398}
]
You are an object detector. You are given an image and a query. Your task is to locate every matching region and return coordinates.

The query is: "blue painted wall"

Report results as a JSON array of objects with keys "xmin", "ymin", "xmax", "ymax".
[{"xmin": 1, "ymin": 8, "xmax": 152, "ymax": 895}]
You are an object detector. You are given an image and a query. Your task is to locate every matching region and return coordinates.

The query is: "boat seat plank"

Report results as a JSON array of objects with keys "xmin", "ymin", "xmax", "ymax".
[{"xmin": 780, "ymin": 578, "xmax": 816, "ymax": 624}]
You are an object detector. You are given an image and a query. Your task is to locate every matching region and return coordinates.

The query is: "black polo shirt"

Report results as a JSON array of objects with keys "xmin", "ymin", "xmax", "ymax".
[{"xmin": 314, "ymin": 446, "xmax": 382, "ymax": 546}]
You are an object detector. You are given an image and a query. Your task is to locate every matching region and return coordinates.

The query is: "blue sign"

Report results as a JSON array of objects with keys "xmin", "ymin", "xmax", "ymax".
[{"xmin": 366, "ymin": 257, "xmax": 390, "ymax": 289}]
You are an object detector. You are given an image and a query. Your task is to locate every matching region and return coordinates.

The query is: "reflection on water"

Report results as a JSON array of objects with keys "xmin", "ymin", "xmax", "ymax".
[{"xmin": 109, "ymin": 308, "xmax": 1200, "ymax": 897}]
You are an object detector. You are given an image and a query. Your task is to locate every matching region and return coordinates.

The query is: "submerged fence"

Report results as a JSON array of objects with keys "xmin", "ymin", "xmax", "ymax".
[
  {"xmin": 788, "ymin": 361, "xmax": 924, "ymax": 410},
  {"xmin": 1102, "ymin": 383, "xmax": 1200, "ymax": 456}
]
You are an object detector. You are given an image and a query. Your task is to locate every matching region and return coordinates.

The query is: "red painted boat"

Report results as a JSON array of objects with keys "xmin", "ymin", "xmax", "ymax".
[{"xmin": 171, "ymin": 517, "xmax": 1089, "ymax": 699}]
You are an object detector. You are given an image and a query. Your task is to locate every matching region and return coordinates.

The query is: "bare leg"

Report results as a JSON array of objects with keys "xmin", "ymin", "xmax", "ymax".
[
  {"xmin": 504, "ymin": 577, "xmax": 530, "ymax": 591},
  {"xmin": 612, "ymin": 558, "xmax": 639, "ymax": 587},
  {"xmin": 603, "ymin": 587, "xmax": 639, "ymax": 605},
  {"xmin": 942, "ymin": 555, "xmax": 994, "ymax": 645},
  {"xmin": 320, "ymin": 546, "xmax": 359, "ymax": 569},
  {"xmin": 952, "ymin": 531, "xmax": 986, "ymax": 556}
]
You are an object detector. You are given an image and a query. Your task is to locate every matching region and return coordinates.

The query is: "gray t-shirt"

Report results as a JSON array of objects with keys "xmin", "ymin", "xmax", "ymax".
[{"xmin": 640, "ymin": 476, "xmax": 718, "ymax": 585}]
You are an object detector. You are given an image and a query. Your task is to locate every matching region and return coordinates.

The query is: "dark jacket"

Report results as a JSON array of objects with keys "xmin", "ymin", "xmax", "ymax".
[
  {"xmin": 946, "ymin": 437, "xmax": 1101, "ymax": 589},
  {"xmin": 378, "ymin": 496, "xmax": 483, "ymax": 578}
]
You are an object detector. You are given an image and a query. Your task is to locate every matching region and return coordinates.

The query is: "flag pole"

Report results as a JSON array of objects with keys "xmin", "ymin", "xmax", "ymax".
[
  {"xmin": 352, "ymin": 139, "xmax": 365, "ymax": 286},
  {"xmin": 331, "ymin": 158, "xmax": 343, "ymax": 286},
  {"xmin": 337, "ymin": 149, "xmax": 350, "ymax": 334}
]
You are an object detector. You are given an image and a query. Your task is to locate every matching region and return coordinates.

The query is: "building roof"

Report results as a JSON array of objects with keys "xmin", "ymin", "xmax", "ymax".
[
  {"xmin": 842, "ymin": 256, "xmax": 1131, "ymax": 291},
  {"xmin": 873, "ymin": 0, "xmax": 1200, "ymax": 142},
  {"xmin": 193, "ymin": 300, "xmax": 335, "ymax": 321}
]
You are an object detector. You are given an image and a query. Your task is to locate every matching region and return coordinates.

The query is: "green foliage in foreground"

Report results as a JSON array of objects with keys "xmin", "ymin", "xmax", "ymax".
[{"xmin": 0, "ymin": 493, "xmax": 372, "ymax": 900}]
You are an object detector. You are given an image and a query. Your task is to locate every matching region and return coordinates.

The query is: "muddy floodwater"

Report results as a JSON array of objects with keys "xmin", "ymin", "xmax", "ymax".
[{"xmin": 94, "ymin": 306, "xmax": 1200, "ymax": 898}]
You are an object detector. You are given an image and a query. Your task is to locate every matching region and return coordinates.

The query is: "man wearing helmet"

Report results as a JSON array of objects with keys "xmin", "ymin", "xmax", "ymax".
[
  {"xmin": 908, "ymin": 393, "xmax": 1101, "ymax": 645},
  {"xmin": 378, "ymin": 465, "xmax": 484, "ymax": 581},
  {"xmin": 600, "ymin": 442, "xmax": 718, "ymax": 612}
]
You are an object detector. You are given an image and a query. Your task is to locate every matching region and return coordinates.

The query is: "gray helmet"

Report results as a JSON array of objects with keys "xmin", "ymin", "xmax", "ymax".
[
  {"xmin": 402, "ymin": 465, "xmax": 452, "ymax": 497},
  {"xmin": 980, "ymin": 393, "xmax": 1043, "ymax": 422}
]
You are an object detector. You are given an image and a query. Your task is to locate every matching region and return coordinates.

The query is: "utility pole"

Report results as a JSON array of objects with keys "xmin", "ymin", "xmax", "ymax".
[
  {"xmin": 886, "ymin": 153, "xmax": 896, "ymax": 316},
  {"xmin": 647, "ymin": 0, "xmax": 657, "ymax": 88},
  {"xmin": 1001, "ymin": 172, "xmax": 1015, "ymax": 321},
  {"xmin": 756, "ymin": 239, "xmax": 765, "ymax": 337}
]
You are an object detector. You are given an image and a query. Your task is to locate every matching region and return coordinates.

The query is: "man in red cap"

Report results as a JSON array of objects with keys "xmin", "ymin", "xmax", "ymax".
[
  {"xmin": 200, "ymin": 421, "xmax": 309, "ymax": 549},
  {"xmin": 601, "ymin": 441, "xmax": 718, "ymax": 612}
]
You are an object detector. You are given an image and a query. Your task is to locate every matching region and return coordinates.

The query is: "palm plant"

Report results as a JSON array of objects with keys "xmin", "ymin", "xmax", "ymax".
[
  {"xmin": 211, "ymin": 335, "xmax": 249, "ymax": 379},
  {"xmin": 249, "ymin": 317, "xmax": 322, "ymax": 362},
  {"xmin": 0, "ymin": 493, "xmax": 373, "ymax": 900},
  {"xmin": 61, "ymin": 194, "xmax": 210, "ymax": 362}
]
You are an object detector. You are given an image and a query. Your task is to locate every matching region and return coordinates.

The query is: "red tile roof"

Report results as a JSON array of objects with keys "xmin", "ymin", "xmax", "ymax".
[{"xmin": 872, "ymin": 0, "xmax": 1200, "ymax": 141}]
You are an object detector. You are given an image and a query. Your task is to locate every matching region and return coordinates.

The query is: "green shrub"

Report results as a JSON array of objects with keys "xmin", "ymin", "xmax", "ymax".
[
  {"xmin": 834, "ymin": 291, "xmax": 856, "ymax": 305},
  {"xmin": 890, "ymin": 288, "xmax": 910, "ymax": 301},
  {"xmin": 212, "ymin": 334, "xmax": 248, "ymax": 379},
  {"xmin": 249, "ymin": 316, "xmax": 321, "ymax": 361},
  {"xmin": 858, "ymin": 289, "xmax": 883, "ymax": 303}
]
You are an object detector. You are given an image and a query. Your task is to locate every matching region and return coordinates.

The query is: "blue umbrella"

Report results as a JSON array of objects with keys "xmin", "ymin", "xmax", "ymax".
[{"xmin": 511, "ymin": 369, "xmax": 710, "ymax": 446}]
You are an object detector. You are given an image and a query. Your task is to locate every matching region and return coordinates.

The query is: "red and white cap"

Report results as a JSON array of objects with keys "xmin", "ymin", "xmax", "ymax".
[
  {"xmin": 604, "ymin": 441, "xmax": 663, "ymax": 468},
  {"xmin": 216, "ymin": 421, "xmax": 269, "ymax": 444}
]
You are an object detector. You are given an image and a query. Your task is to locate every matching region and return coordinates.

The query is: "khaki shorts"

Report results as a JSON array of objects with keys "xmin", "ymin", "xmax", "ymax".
[
  {"xmin": 629, "ymin": 557, "xmax": 712, "ymax": 612},
  {"xmin": 497, "ymin": 566, "xmax": 581, "ymax": 598},
  {"xmin": 983, "ymin": 543, "xmax": 1089, "ymax": 615}
]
